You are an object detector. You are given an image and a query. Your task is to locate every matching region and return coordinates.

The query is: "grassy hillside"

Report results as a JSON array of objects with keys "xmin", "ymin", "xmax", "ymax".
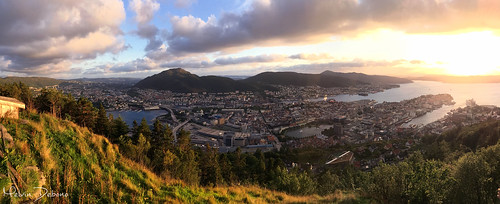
[{"xmin": 0, "ymin": 112, "xmax": 358, "ymax": 203}]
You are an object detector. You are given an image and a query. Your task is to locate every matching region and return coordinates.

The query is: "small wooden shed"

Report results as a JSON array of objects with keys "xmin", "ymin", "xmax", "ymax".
[{"xmin": 0, "ymin": 96, "xmax": 25, "ymax": 119}]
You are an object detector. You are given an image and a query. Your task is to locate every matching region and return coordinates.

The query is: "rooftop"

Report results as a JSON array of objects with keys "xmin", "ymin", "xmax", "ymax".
[{"xmin": 0, "ymin": 96, "xmax": 25, "ymax": 108}]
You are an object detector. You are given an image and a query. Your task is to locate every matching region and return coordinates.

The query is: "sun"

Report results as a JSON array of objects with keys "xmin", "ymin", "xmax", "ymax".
[
  {"xmin": 442, "ymin": 57, "xmax": 499, "ymax": 76},
  {"xmin": 406, "ymin": 31, "xmax": 500, "ymax": 76}
]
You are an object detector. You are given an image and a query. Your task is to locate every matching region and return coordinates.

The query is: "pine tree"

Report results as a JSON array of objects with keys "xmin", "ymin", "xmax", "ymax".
[
  {"xmin": 62, "ymin": 93, "xmax": 78, "ymax": 121},
  {"xmin": 199, "ymin": 144, "xmax": 222, "ymax": 187},
  {"xmin": 136, "ymin": 133, "xmax": 151, "ymax": 165},
  {"xmin": 152, "ymin": 119, "xmax": 164, "ymax": 140},
  {"xmin": 75, "ymin": 97, "xmax": 96, "ymax": 131},
  {"xmin": 134, "ymin": 118, "xmax": 151, "ymax": 142},
  {"xmin": 95, "ymin": 104, "xmax": 110, "ymax": 137},
  {"xmin": 232, "ymin": 147, "xmax": 247, "ymax": 182},
  {"xmin": 35, "ymin": 89, "xmax": 63, "ymax": 117},
  {"xmin": 219, "ymin": 154, "xmax": 236, "ymax": 185},
  {"xmin": 163, "ymin": 124, "xmax": 174, "ymax": 151},
  {"xmin": 110, "ymin": 116, "xmax": 129, "ymax": 142},
  {"xmin": 17, "ymin": 82, "xmax": 34, "ymax": 110},
  {"xmin": 132, "ymin": 120, "xmax": 139, "ymax": 138},
  {"xmin": 177, "ymin": 129, "xmax": 191, "ymax": 151},
  {"xmin": 172, "ymin": 149, "xmax": 200, "ymax": 185}
]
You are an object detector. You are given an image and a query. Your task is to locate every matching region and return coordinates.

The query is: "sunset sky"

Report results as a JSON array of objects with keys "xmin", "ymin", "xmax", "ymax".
[{"xmin": 1, "ymin": 0, "xmax": 500, "ymax": 78}]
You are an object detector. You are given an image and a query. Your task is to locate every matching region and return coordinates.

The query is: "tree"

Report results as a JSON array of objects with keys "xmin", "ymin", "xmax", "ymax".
[
  {"xmin": 177, "ymin": 129, "xmax": 191, "ymax": 151},
  {"xmin": 149, "ymin": 121, "xmax": 176, "ymax": 174},
  {"xmin": 199, "ymin": 144, "xmax": 222, "ymax": 187},
  {"xmin": 110, "ymin": 116, "xmax": 129, "ymax": 142},
  {"xmin": 61, "ymin": 93, "xmax": 78, "ymax": 121},
  {"xmin": 95, "ymin": 104, "xmax": 110, "ymax": 137},
  {"xmin": 132, "ymin": 120, "xmax": 139, "ymax": 138},
  {"xmin": 269, "ymin": 166, "xmax": 315, "ymax": 195},
  {"xmin": 152, "ymin": 119, "xmax": 164, "ymax": 141},
  {"xmin": 135, "ymin": 133, "xmax": 151, "ymax": 165},
  {"xmin": 231, "ymin": 147, "xmax": 247, "ymax": 182},
  {"xmin": 316, "ymin": 171, "xmax": 342, "ymax": 195},
  {"xmin": 134, "ymin": 118, "xmax": 151, "ymax": 142},
  {"xmin": 450, "ymin": 153, "xmax": 494, "ymax": 203},
  {"xmin": 254, "ymin": 150, "xmax": 267, "ymax": 184},
  {"xmin": 218, "ymin": 154, "xmax": 236, "ymax": 185},
  {"xmin": 17, "ymin": 82, "xmax": 34, "ymax": 110},
  {"xmin": 75, "ymin": 97, "xmax": 96, "ymax": 130},
  {"xmin": 172, "ymin": 148, "xmax": 200, "ymax": 185},
  {"xmin": 36, "ymin": 89, "xmax": 63, "ymax": 117}
]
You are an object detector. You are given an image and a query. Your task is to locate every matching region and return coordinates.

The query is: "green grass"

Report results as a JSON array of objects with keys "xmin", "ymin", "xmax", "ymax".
[{"xmin": 0, "ymin": 113, "xmax": 361, "ymax": 203}]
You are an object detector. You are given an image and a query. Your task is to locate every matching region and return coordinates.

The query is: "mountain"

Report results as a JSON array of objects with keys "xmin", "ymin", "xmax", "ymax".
[
  {"xmin": 135, "ymin": 69, "xmax": 413, "ymax": 92},
  {"xmin": 411, "ymin": 75, "xmax": 500, "ymax": 83},
  {"xmin": 320, "ymin": 70, "xmax": 412, "ymax": 84},
  {"xmin": 134, "ymin": 68, "xmax": 257, "ymax": 92},
  {"xmin": 71, "ymin": 77, "xmax": 142, "ymax": 85},
  {"xmin": 242, "ymin": 71, "xmax": 367, "ymax": 87},
  {"xmin": 243, "ymin": 71, "xmax": 411, "ymax": 88},
  {"xmin": 0, "ymin": 113, "xmax": 338, "ymax": 203},
  {"xmin": 0, "ymin": 77, "xmax": 63, "ymax": 88}
]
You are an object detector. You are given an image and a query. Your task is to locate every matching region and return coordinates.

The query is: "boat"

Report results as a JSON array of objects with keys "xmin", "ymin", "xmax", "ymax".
[{"xmin": 358, "ymin": 93, "xmax": 369, "ymax": 96}]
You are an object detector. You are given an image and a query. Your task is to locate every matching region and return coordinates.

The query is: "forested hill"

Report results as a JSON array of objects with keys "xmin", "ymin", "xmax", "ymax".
[
  {"xmin": 134, "ymin": 68, "xmax": 413, "ymax": 93},
  {"xmin": 320, "ymin": 70, "xmax": 412, "ymax": 84},
  {"xmin": 242, "ymin": 71, "xmax": 364, "ymax": 87},
  {"xmin": 134, "ymin": 68, "xmax": 259, "ymax": 93},
  {"xmin": 242, "ymin": 71, "xmax": 412, "ymax": 87},
  {"xmin": 0, "ymin": 113, "xmax": 338, "ymax": 203},
  {"xmin": 0, "ymin": 77, "xmax": 63, "ymax": 88}
]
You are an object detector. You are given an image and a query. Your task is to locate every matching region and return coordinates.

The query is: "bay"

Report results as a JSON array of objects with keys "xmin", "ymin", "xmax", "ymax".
[
  {"xmin": 322, "ymin": 80, "xmax": 500, "ymax": 126},
  {"xmin": 108, "ymin": 109, "xmax": 168, "ymax": 127}
]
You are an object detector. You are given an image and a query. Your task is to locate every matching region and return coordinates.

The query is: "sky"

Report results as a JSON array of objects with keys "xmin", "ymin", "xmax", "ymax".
[{"xmin": 1, "ymin": 0, "xmax": 500, "ymax": 79}]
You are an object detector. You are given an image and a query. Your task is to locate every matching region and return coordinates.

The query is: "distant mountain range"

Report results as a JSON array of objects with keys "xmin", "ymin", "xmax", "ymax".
[
  {"xmin": 0, "ymin": 77, "xmax": 63, "ymax": 88},
  {"xmin": 411, "ymin": 75, "xmax": 500, "ymax": 83},
  {"xmin": 70, "ymin": 77, "xmax": 142, "ymax": 85},
  {"xmin": 320, "ymin": 70, "xmax": 412, "ymax": 84},
  {"xmin": 134, "ymin": 68, "xmax": 412, "ymax": 93},
  {"xmin": 0, "ymin": 69, "xmax": 412, "ymax": 92}
]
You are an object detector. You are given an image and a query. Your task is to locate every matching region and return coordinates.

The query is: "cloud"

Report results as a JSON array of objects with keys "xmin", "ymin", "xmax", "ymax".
[
  {"xmin": 274, "ymin": 59, "xmax": 420, "ymax": 75},
  {"xmin": 0, "ymin": 57, "xmax": 11, "ymax": 69},
  {"xmin": 165, "ymin": 0, "xmax": 500, "ymax": 54},
  {"xmin": 214, "ymin": 54, "xmax": 286, "ymax": 65},
  {"xmin": 0, "ymin": 0, "xmax": 126, "ymax": 74},
  {"xmin": 161, "ymin": 60, "xmax": 211, "ymax": 68},
  {"xmin": 94, "ymin": 57, "xmax": 159, "ymax": 73},
  {"xmin": 289, "ymin": 53, "xmax": 333, "ymax": 61},
  {"xmin": 129, "ymin": 0, "xmax": 163, "ymax": 51},
  {"xmin": 175, "ymin": 0, "xmax": 197, "ymax": 8},
  {"xmin": 129, "ymin": 0, "xmax": 159, "ymax": 24}
]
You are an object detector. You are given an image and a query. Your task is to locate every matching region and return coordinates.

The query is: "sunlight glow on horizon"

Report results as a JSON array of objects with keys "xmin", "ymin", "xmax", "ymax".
[{"xmin": 405, "ymin": 31, "xmax": 500, "ymax": 76}]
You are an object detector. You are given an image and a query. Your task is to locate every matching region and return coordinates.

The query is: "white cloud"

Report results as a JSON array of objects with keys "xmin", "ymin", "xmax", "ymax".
[
  {"xmin": 0, "ymin": 0, "xmax": 126, "ymax": 74},
  {"xmin": 129, "ymin": 0, "xmax": 160, "ymax": 24},
  {"xmin": 175, "ymin": 0, "xmax": 197, "ymax": 8},
  {"xmin": 129, "ymin": 0, "xmax": 163, "ymax": 51}
]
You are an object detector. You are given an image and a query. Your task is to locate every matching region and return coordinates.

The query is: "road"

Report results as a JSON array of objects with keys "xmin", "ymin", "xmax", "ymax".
[
  {"xmin": 172, "ymin": 119, "xmax": 190, "ymax": 143},
  {"xmin": 161, "ymin": 106, "xmax": 178, "ymax": 123},
  {"xmin": 160, "ymin": 106, "xmax": 188, "ymax": 143}
]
